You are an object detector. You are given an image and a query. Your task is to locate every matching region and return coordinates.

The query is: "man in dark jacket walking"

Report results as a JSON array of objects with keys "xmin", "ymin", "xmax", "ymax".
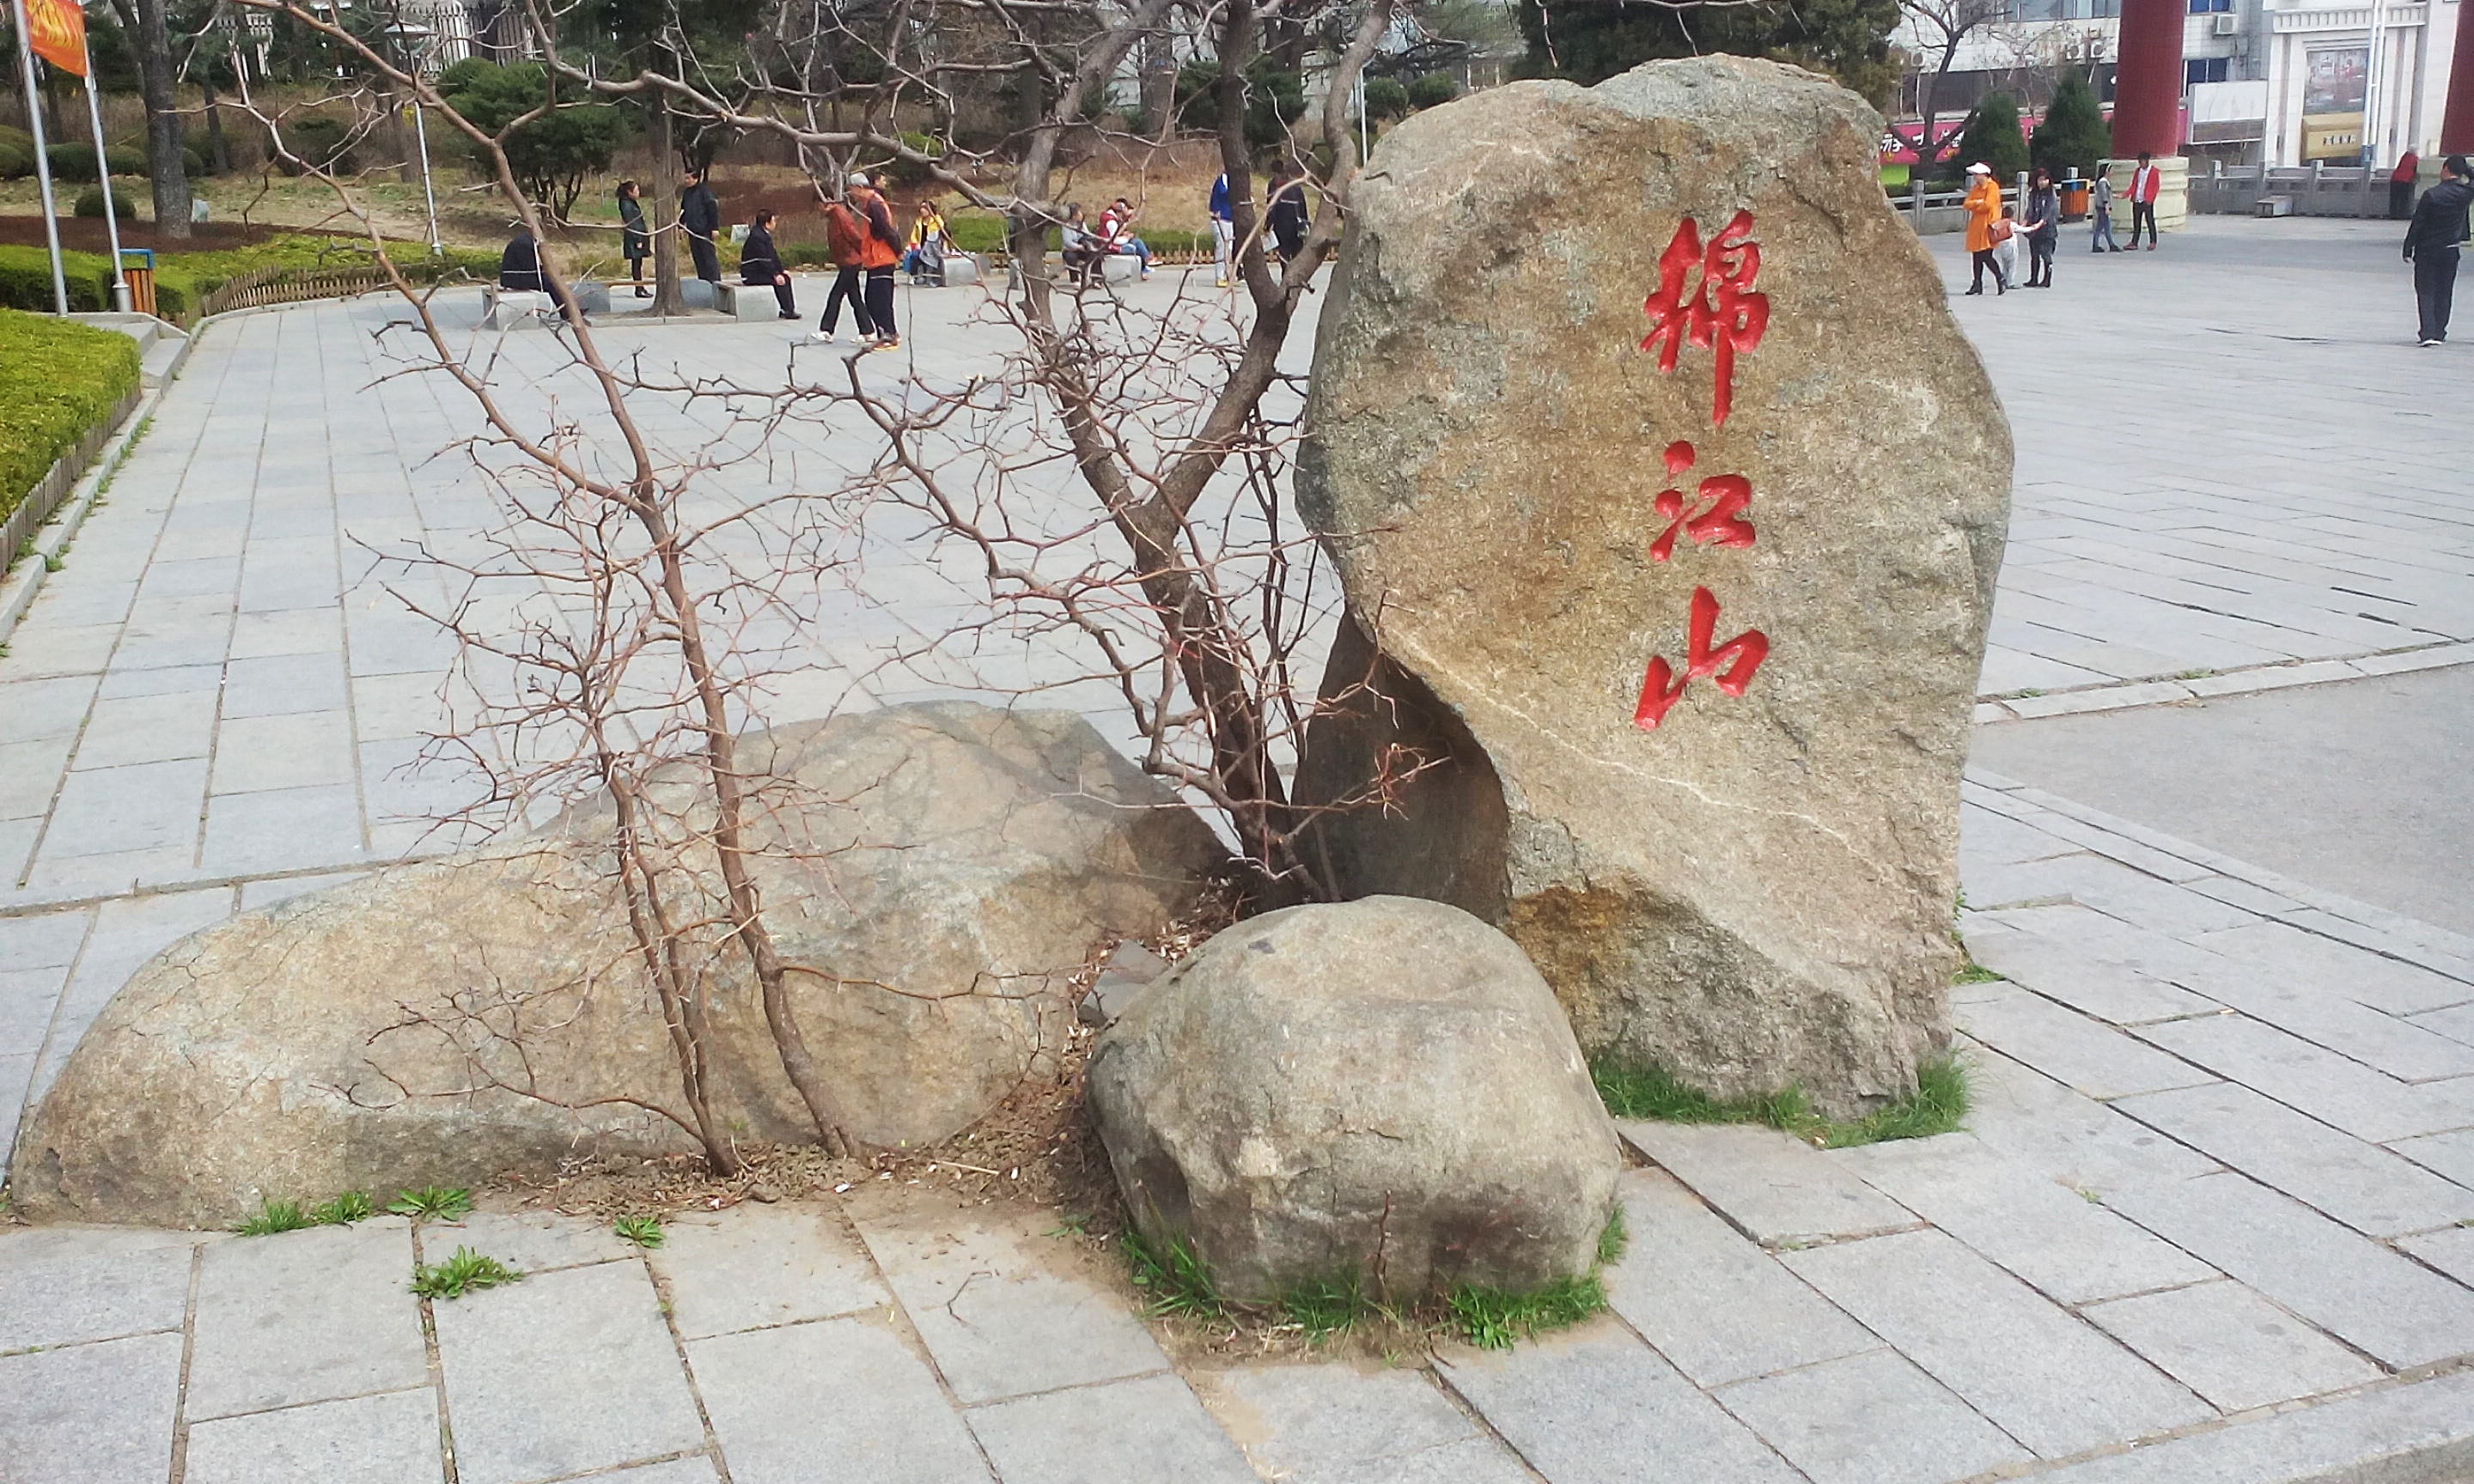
[
  {"xmin": 2404, "ymin": 154, "xmax": 2473, "ymax": 346},
  {"xmin": 679, "ymin": 167, "xmax": 722, "ymax": 284}
]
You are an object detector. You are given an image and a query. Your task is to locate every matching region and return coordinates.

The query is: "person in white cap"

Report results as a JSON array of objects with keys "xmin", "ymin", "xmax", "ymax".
[{"xmin": 1962, "ymin": 161, "xmax": 2007, "ymax": 296}]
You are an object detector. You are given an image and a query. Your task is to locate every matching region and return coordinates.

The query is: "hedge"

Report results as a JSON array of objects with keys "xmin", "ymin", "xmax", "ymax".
[
  {"xmin": 0, "ymin": 309, "xmax": 140, "ymax": 530},
  {"xmin": 45, "ymin": 142, "xmax": 149, "ymax": 183},
  {"xmin": 0, "ymin": 235, "xmax": 503, "ymax": 322}
]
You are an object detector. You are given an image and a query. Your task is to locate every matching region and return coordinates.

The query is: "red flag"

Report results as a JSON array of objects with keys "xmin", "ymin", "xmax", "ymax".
[{"xmin": 24, "ymin": 0, "xmax": 89, "ymax": 77}]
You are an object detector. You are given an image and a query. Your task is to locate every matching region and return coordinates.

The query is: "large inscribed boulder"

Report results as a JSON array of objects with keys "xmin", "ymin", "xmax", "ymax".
[
  {"xmin": 1088, "ymin": 897, "xmax": 1621, "ymax": 1301},
  {"xmin": 15, "ymin": 703, "xmax": 1224, "ymax": 1226},
  {"xmin": 1294, "ymin": 58, "xmax": 2009, "ymax": 1113}
]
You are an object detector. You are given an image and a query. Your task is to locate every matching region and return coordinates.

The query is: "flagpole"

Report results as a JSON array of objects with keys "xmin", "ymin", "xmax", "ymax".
[
  {"xmin": 9, "ymin": 0, "xmax": 70, "ymax": 314},
  {"xmin": 82, "ymin": 65, "xmax": 126, "ymax": 312}
]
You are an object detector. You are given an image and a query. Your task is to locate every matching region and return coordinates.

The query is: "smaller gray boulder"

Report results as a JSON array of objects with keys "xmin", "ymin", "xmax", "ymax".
[{"xmin": 1087, "ymin": 897, "xmax": 1621, "ymax": 1302}]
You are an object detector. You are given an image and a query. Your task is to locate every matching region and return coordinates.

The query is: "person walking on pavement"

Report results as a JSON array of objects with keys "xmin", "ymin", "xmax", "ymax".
[
  {"xmin": 2404, "ymin": 153, "xmax": 2472, "ymax": 346},
  {"xmin": 2023, "ymin": 168, "xmax": 2059, "ymax": 287},
  {"xmin": 846, "ymin": 171, "xmax": 904, "ymax": 350},
  {"xmin": 1210, "ymin": 171, "xmax": 1236, "ymax": 287},
  {"xmin": 809, "ymin": 186, "xmax": 875, "ymax": 344},
  {"xmin": 2127, "ymin": 151, "xmax": 2162, "ymax": 250},
  {"xmin": 679, "ymin": 167, "xmax": 722, "ymax": 284},
  {"xmin": 1962, "ymin": 162, "xmax": 2006, "ymax": 295},
  {"xmin": 2391, "ymin": 152, "xmax": 2422, "ymax": 221},
  {"xmin": 740, "ymin": 210, "xmax": 798, "ymax": 320},
  {"xmin": 617, "ymin": 180, "xmax": 651, "ymax": 297},
  {"xmin": 1267, "ymin": 167, "xmax": 1309, "ymax": 265},
  {"xmin": 2090, "ymin": 163, "xmax": 2121, "ymax": 252}
]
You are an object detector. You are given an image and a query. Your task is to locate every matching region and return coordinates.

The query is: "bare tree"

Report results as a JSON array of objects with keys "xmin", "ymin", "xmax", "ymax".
[{"xmin": 1901, "ymin": 0, "xmax": 2012, "ymax": 169}]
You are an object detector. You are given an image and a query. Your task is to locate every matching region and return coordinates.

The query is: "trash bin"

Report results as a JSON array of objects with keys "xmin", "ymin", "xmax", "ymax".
[
  {"xmin": 2059, "ymin": 180, "xmax": 2092, "ymax": 222},
  {"xmin": 119, "ymin": 248, "xmax": 157, "ymax": 318}
]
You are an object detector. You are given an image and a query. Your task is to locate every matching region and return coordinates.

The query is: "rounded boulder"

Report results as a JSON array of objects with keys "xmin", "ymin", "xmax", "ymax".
[{"xmin": 1087, "ymin": 896, "xmax": 1621, "ymax": 1302}]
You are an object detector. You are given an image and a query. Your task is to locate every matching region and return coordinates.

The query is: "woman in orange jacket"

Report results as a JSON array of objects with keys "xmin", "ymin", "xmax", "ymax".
[{"xmin": 1963, "ymin": 162, "xmax": 2007, "ymax": 296}]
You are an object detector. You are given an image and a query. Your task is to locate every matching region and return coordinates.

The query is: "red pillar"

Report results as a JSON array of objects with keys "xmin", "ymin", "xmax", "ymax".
[
  {"xmin": 2442, "ymin": 0, "xmax": 2474, "ymax": 152},
  {"xmin": 2112, "ymin": 0, "xmax": 2188, "ymax": 157}
]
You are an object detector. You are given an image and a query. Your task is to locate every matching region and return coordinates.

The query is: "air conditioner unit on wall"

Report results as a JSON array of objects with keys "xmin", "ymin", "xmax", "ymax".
[{"xmin": 2213, "ymin": 13, "xmax": 2239, "ymax": 34}]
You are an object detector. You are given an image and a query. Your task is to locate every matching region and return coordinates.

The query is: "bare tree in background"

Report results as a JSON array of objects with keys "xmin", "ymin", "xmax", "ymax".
[
  {"xmin": 1900, "ymin": 0, "xmax": 2013, "ymax": 168},
  {"xmin": 216, "ymin": 0, "xmax": 1433, "ymax": 1167}
]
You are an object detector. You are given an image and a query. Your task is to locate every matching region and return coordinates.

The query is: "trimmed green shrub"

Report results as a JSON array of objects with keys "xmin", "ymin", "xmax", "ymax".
[
  {"xmin": 0, "ymin": 139, "xmax": 32, "ymax": 179},
  {"xmin": 73, "ymin": 185, "xmax": 137, "ymax": 219},
  {"xmin": 44, "ymin": 142, "xmax": 147, "ymax": 182},
  {"xmin": 274, "ymin": 115, "xmax": 353, "ymax": 173},
  {"xmin": 1362, "ymin": 76, "xmax": 1411, "ymax": 122},
  {"xmin": 0, "ymin": 309, "xmax": 141, "ymax": 527},
  {"xmin": 1407, "ymin": 71, "xmax": 1462, "ymax": 110}
]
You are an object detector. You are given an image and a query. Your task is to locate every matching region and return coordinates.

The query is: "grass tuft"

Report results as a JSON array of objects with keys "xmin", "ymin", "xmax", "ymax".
[
  {"xmin": 1596, "ymin": 1204, "xmax": 1630, "ymax": 1266},
  {"xmin": 235, "ymin": 1200, "xmax": 313, "ymax": 1237},
  {"xmin": 1280, "ymin": 1272, "xmax": 1376, "ymax": 1339},
  {"xmin": 409, "ymin": 1246, "xmax": 521, "ymax": 1299},
  {"xmin": 1449, "ymin": 1274, "xmax": 1607, "ymax": 1350},
  {"xmin": 1121, "ymin": 1228, "xmax": 1224, "ymax": 1320},
  {"xmin": 309, "ymin": 1191, "xmax": 374, "ymax": 1226},
  {"xmin": 1593, "ymin": 1053, "xmax": 1971, "ymax": 1151},
  {"xmin": 388, "ymin": 1186, "xmax": 474, "ymax": 1220},
  {"xmin": 613, "ymin": 1214, "xmax": 665, "ymax": 1249},
  {"xmin": 1954, "ymin": 959, "xmax": 2005, "ymax": 984}
]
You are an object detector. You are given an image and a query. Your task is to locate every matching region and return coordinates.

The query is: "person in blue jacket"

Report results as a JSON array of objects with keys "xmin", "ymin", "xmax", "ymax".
[{"xmin": 1210, "ymin": 172, "xmax": 1235, "ymax": 287}]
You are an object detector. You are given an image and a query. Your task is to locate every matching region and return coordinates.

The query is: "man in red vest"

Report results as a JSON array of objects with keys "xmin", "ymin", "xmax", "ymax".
[{"xmin": 2128, "ymin": 151, "xmax": 2162, "ymax": 251}]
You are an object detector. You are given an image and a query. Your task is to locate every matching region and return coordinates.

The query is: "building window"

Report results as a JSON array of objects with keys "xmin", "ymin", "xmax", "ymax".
[
  {"xmin": 2186, "ymin": 57, "xmax": 2231, "ymax": 84},
  {"xmin": 2187, "ymin": 0, "xmax": 2232, "ymax": 12}
]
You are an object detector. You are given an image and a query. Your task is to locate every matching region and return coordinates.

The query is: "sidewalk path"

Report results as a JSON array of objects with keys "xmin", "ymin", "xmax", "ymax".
[
  {"xmin": 7, "ymin": 789, "xmax": 2471, "ymax": 1483},
  {"xmin": 3, "ymin": 219, "xmax": 2473, "ymax": 1482}
]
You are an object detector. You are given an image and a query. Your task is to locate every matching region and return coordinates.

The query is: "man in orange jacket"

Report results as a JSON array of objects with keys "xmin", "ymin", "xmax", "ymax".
[{"xmin": 2128, "ymin": 150, "xmax": 2162, "ymax": 250}]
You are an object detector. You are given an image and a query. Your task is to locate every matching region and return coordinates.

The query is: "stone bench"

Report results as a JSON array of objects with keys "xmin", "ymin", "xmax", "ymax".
[{"xmin": 480, "ymin": 280, "xmax": 612, "ymax": 329}]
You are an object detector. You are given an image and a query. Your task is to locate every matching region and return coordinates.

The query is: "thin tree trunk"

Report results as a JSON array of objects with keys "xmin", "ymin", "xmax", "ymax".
[
  {"xmin": 130, "ymin": 0, "xmax": 192, "ymax": 237},
  {"xmin": 649, "ymin": 88, "xmax": 682, "ymax": 314},
  {"xmin": 204, "ymin": 79, "xmax": 230, "ymax": 175}
]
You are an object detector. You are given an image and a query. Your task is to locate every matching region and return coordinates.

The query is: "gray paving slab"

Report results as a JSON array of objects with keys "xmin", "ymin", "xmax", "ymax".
[
  {"xmin": 1614, "ymin": 1122, "xmax": 1916, "ymax": 1248},
  {"xmin": 1958, "ymin": 1043, "xmax": 2224, "ymax": 1194},
  {"xmin": 182, "ymin": 1387, "xmax": 445, "ymax": 1484},
  {"xmin": 965, "ymin": 1371, "xmax": 1258, "ymax": 1484},
  {"xmin": 2164, "ymin": 957, "xmax": 2474, "ymax": 1085},
  {"xmin": 2112, "ymin": 1080, "xmax": 2474, "ymax": 1238},
  {"xmin": 1956, "ymin": 984, "xmax": 2218, "ymax": 1100},
  {"xmin": 1713, "ymin": 1348, "xmax": 2032, "ymax": 1484},
  {"xmin": 2416, "ymin": 1001, "xmax": 2474, "ymax": 1049},
  {"xmin": 851, "ymin": 1204, "xmax": 1168, "ymax": 1404},
  {"xmin": 1830, "ymin": 1133, "xmax": 2215, "ymax": 1304},
  {"xmin": 430, "ymin": 1256, "xmax": 707, "ymax": 1484},
  {"xmin": 1781, "ymin": 1229, "xmax": 2211, "ymax": 1457},
  {"xmin": 2081, "ymin": 1280, "xmax": 2382, "ymax": 1414},
  {"xmin": 2189, "ymin": 920, "xmax": 2474, "ymax": 1017},
  {"xmin": 2104, "ymin": 1171, "xmax": 2474, "ymax": 1371},
  {"xmin": 570, "ymin": 1455, "xmax": 723, "ymax": 1482},
  {"xmin": 2014, "ymin": 1367, "xmax": 2474, "ymax": 1484},
  {"xmin": 649, "ymin": 1201, "xmax": 891, "ymax": 1340},
  {"xmin": 435, "ymin": 1210, "xmax": 636, "ymax": 1274},
  {"xmin": 1600, "ymin": 1168, "xmax": 1877, "ymax": 1385},
  {"xmin": 2388, "ymin": 1127, "xmax": 2474, "ymax": 1189},
  {"xmin": 1440, "ymin": 1324, "xmax": 1802, "ymax": 1484},
  {"xmin": 185, "ymin": 1221, "xmax": 429, "ymax": 1421},
  {"xmin": 1957, "ymin": 916, "xmax": 2218, "ymax": 1025},
  {"xmin": 687, "ymin": 1317, "xmax": 990, "ymax": 1484},
  {"xmin": 0, "ymin": 1329, "xmax": 184, "ymax": 1484},
  {"xmin": 1200, "ymin": 1363, "xmax": 1534, "ymax": 1484},
  {"xmin": 2133, "ymin": 1013, "xmax": 2474, "ymax": 1144},
  {"xmin": 0, "ymin": 1238, "xmax": 192, "ymax": 1353}
]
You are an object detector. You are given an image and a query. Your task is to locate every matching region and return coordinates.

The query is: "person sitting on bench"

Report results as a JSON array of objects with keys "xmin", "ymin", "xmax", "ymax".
[
  {"xmin": 1060, "ymin": 204, "xmax": 1106, "ymax": 287},
  {"xmin": 498, "ymin": 224, "xmax": 570, "ymax": 313}
]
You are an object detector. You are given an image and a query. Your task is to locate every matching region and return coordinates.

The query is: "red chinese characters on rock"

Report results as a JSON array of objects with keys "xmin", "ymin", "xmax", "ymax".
[
  {"xmin": 1640, "ymin": 209, "xmax": 1769, "ymax": 429},
  {"xmin": 1632, "ymin": 211, "xmax": 1772, "ymax": 733}
]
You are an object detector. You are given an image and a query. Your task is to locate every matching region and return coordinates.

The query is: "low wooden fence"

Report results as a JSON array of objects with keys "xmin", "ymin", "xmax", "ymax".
[{"xmin": 192, "ymin": 263, "xmax": 402, "ymax": 320}]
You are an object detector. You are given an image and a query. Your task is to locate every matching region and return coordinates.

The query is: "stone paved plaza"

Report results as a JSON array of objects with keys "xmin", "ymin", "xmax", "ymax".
[{"xmin": 3, "ymin": 215, "xmax": 2473, "ymax": 1482}]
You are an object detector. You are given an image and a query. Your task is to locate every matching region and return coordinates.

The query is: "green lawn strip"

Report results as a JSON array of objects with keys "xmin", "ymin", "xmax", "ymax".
[
  {"xmin": 0, "ymin": 309, "xmax": 140, "ymax": 531},
  {"xmin": 0, "ymin": 235, "xmax": 500, "ymax": 320},
  {"xmin": 1593, "ymin": 1050, "xmax": 1971, "ymax": 1151}
]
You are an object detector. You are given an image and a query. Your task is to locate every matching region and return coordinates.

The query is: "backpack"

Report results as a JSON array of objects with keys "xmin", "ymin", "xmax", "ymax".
[{"xmin": 825, "ymin": 202, "xmax": 867, "ymax": 265}]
